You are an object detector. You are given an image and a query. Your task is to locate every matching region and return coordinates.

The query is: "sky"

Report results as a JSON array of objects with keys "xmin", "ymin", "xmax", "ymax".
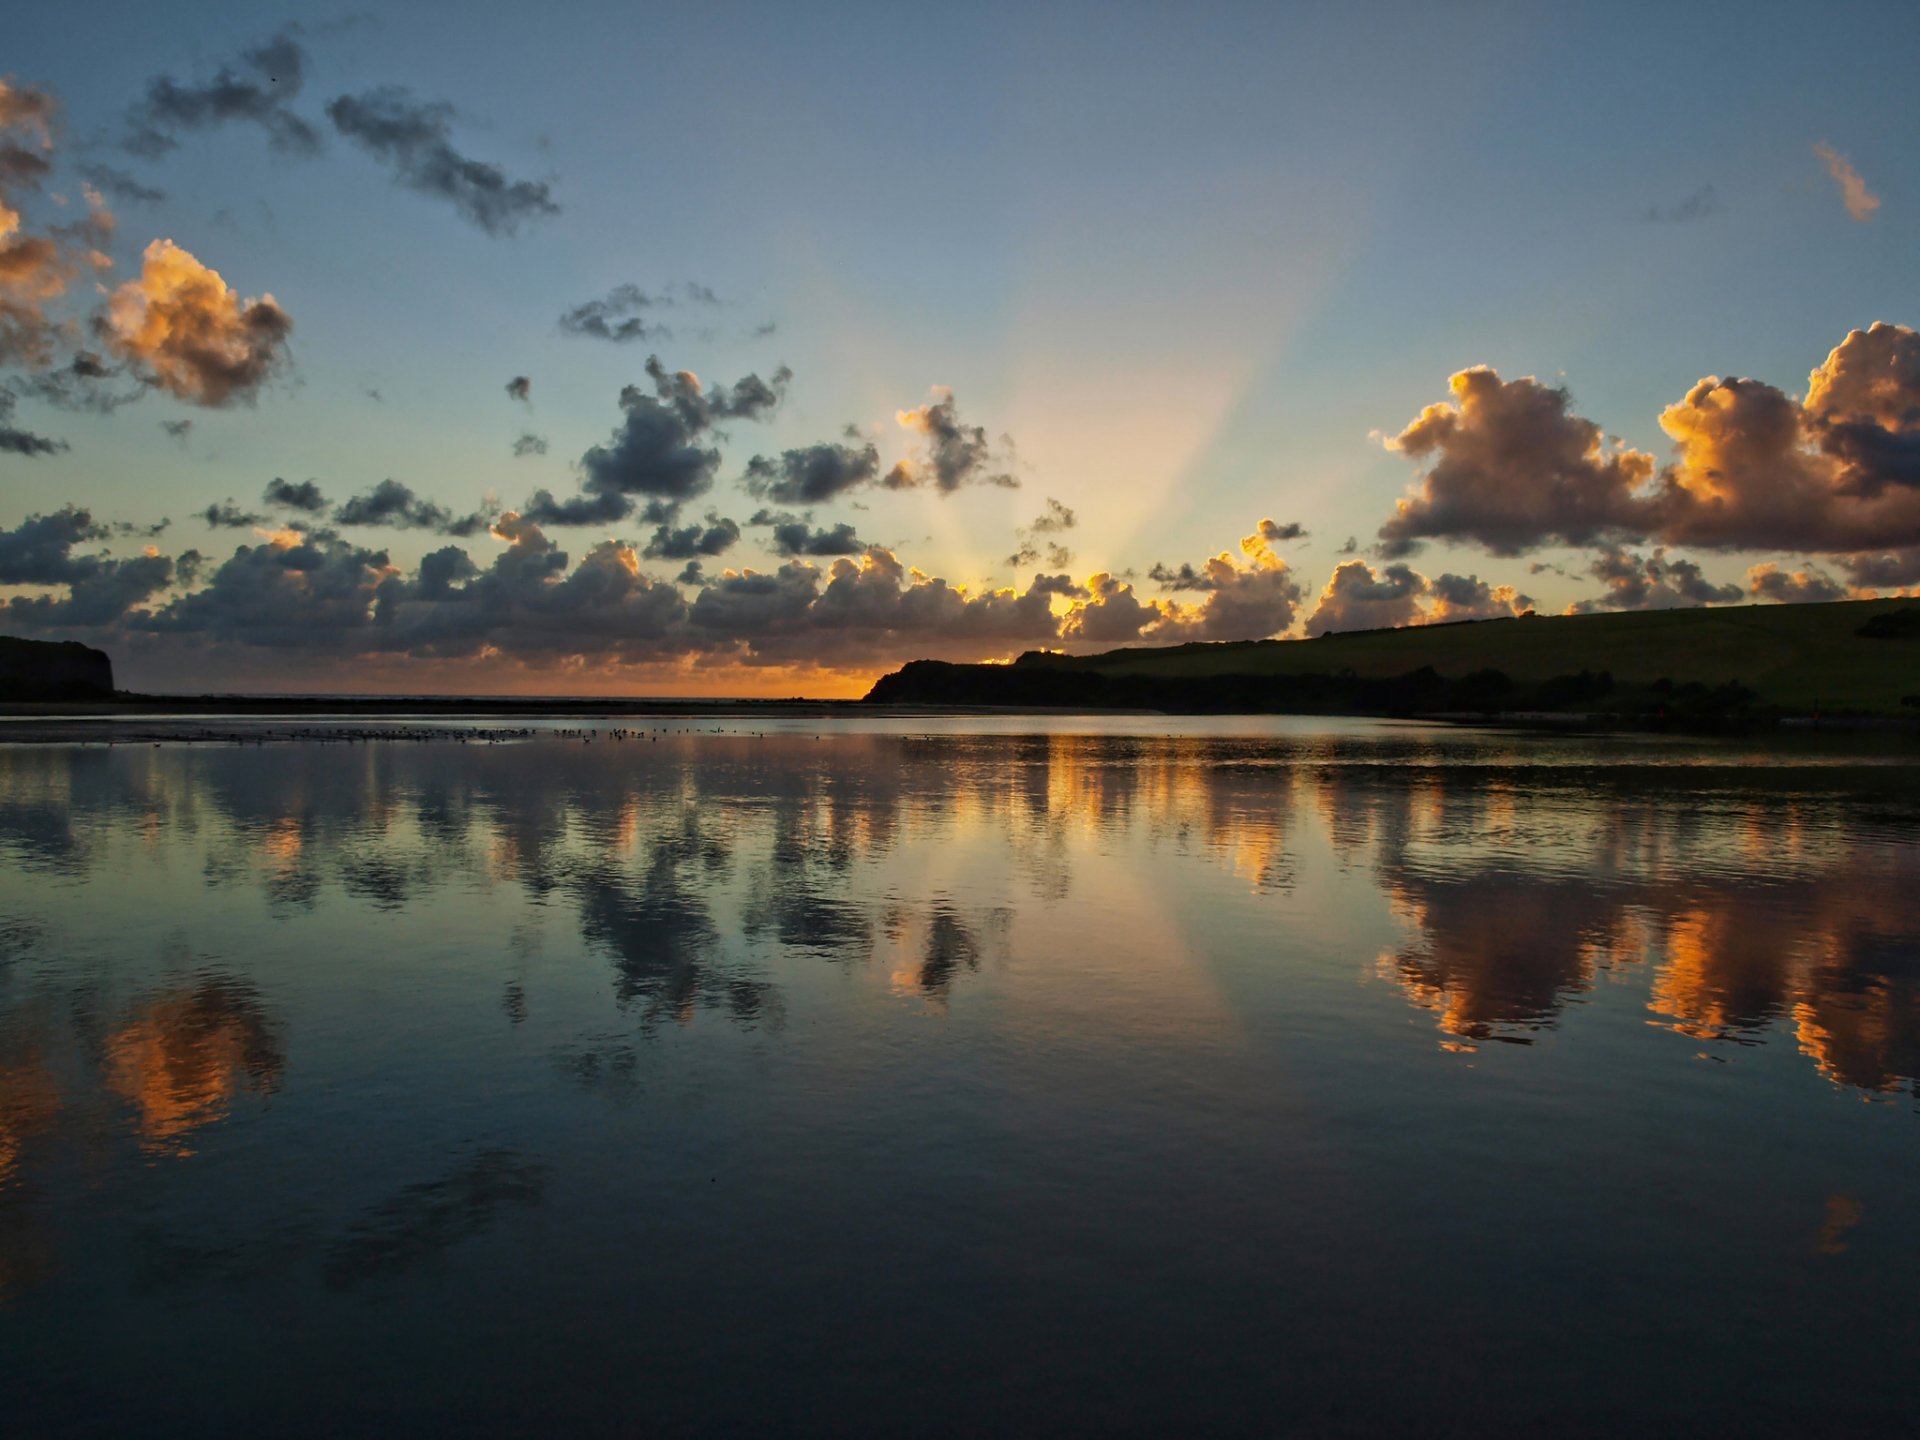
[{"xmin": 2, "ymin": 0, "xmax": 1918, "ymax": 695}]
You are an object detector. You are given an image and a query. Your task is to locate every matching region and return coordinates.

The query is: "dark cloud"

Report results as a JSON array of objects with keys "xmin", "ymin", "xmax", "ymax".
[
  {"xmin": 519, "ymin": 488, "xmax": 632, "ymax": 528},
  {"xmin": 326, "ymin": 87, "xmax": 558, "ymax": 235},
  {"xmin": 768, "ymin": 520, "xmax": 865, "ymax": 557},
  {"xmin": 124, "ymin": 31, "xmax": 322, "ymax": 159},
  {"xmin": 264, "ymin": 477, "xmax": 329, "ymax": 513},
  {"xmin": 160, "ymin": 417, "xmax": 192, "ymax": 443},
  {"xmin": 1645, "ymin": 184, "xmax": 1717, "ymax": 223},
  {"xmin": 557, "ymin": 283, "xmax": 719, "ymax": 343},
  {"xmin": 505, "ymin": 375, "xmax": 530, "ymax": 404},
  {"xmin": 1565, "ymin": 548, "xmax": 1740, "ymax": 614},
  {"xmin": 1746, "ymin": 562, "xmax": 1846, "ymax": 604},
  {"xmin": 0, "ymin": 506, "xmax": 176, "ymax": 628},
  {"xmin": 512, "ymin": 432, "xmax": 547, "ymax": 458},
  {"xmin": 887, "ymin": 388, "xmax": 1017, "ymax": 492},
  {"xmin": 1008, "ymin": 497, "xmax": 1077, "ymax": 567},
  {"xmin": 334, "ymin": 479, "xmax": 491, "ymax": 536},
  {"xmin": 0, "ymin": 390, "xmax": 64, "ymax": 456},
  {"xmin": 1337, "ymin": 536, "xmax": 1359, "ymax": 555},
  {"xmin": 743, "ymin": 441, "xmax": 881, "ymax": 505},
  {"xmin": 79, "ymin": 164, "xmax": 165, "ymax": 205},
  {"xmin": 641, "ymin": 515, "xmax": 740, "ymax": 561},
  {"xmin": 1427, "ymin": 572, "xmax": 1533, "ymax": 621},
  {"xmin": 201, "ymin": 500, "xmax": 266, "ymax": 529},
  {"xmin": 535, "ymin": 361, "xmax": 789, "ymax": 526},
  {"xmin": 1028, "ymin": 573, "xmax": 1087, "ymax": 599}
]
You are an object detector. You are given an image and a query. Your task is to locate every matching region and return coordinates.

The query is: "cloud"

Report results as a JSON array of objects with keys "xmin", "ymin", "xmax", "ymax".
[
  {"xmin": 1813, "ymin": 143, "xmax": 1880, "ymax": 223},
  {"xmin": 641, "ymin": 515, "xmax": 740, "ymax": 561},
  {"xmin": 505, "ymin": 375, "xmax": 530, "ymax": 404},
  {"xmin": 0, "ymin": 81, "xmax": 90, "ymax": 371},
  {"xmin": 557, "ymin": 283, "xmax": 719, "ymax": 343},
  {"xmin": 326, "ymin": 87, "xmax": 558, "ymax": 235},
  {"xmin": 1426, "ymin": 572, "xmax": 1533, "ymax": 621},
  {"xmin": 160, "ymin": 417, "xmax": 192, "ymax": 443},
  {"xmin": 1377, "ymin": 367, "xmax": 1657, "ymax": 556},
  {"xmin": 1008, "ymin": 497, "xmax": 1077, "ymax": 567},
  {"xmin": 744, "ymin": 441, "xmax": 882, "ymax": 505},
  {"xmin": 0, "ymin": 505, "xmax": 177, "ymax": 627},
  {"xmin": 767, "ymin": 519, "xmax": 866, "ymax": 557},
  {"xmin": 1307, "ymin": 560, "xmax": 1430, "ymax": 634},
  {"xmin": 264, "ymin": 477, "xmax": 328, "ymax": 513},
  {"xmin": 1565, "ymin": 547, "xmax": 1740, "ymax": 613},
  {"xmin": 79, "ymin": 164, "xmax": 164, "ymax": 206},
  {"xmin": 0, "ymin": 388, "xmax": 63, "ymax": 455},
  {"xmin": 124, "ymin": 30, "xmax": 322, "ymax": 159},
  {"xmin": 887, "ymin": 388, "xmax": 1017, "ymax": 492},
  {"xmin": 200, "ymin": 500, "xmax": 266, "ymax": 528},
  {"xmin": 511, "ymin": 432, "xmax": 547, "ymax": 458},
  {"xmin": 1373, "ymin": 325, "xmax": 1920, "ymax": 571},
  {"xmin": 102, "ymin": 239, "xmax": 292, "ymax": 406},
  {"xmin": 535, "ymin": 360, "xmax": 788, "ymax": 525},
  {"xmin": 1645, "ymin": 184, "xmax": 1717, "ymax": 224},
  {"xmin": 334, "ymin": 479, "xmax": 491, "ymax": 536},
  {"xmin": 1058, "ymin": 572, "xmax": 1164, "ymax": 643},
  {"xmin": 1747, "ymin": 562, "xmax": 1846, "ymax": 604}
]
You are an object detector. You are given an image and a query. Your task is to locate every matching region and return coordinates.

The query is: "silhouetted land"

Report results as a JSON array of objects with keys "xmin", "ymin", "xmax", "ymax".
[{"xmin": 867, "ymin": 598, "xmax": 1920, "ymax": 722}]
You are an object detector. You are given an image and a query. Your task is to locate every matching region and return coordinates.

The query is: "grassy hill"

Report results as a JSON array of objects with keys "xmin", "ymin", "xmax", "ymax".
[{"xmin": 866, "ymin": 598, "xmax": 1920, "ymax": 718}]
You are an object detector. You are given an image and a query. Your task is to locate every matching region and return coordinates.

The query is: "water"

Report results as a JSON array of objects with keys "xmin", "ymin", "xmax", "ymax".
[{"xmin": 2, "ymin": 717, "xmax": 1918, "ymax": 1436}]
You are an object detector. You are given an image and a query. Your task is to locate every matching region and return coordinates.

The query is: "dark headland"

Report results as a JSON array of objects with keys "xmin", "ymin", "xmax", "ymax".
[{"xmin": 866, "ymin": 597, "xmax": 1920, "ymax": 723}]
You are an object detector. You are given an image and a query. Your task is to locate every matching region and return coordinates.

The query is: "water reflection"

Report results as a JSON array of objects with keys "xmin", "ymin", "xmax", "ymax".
[
  {"xmin": 0, "ymin": 736, "xmax": 1917, "ymax": 1093},
  {"xmin": 3, "ymin": 727, "xmax": 1920, "ymax": 1430}
]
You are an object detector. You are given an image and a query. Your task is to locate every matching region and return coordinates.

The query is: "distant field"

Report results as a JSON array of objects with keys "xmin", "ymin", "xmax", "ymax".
[
  {"xmin": 1057, "ymin": 599, "xmax": 1920, "ymax": 714},
  {"xmin": 865, "ymin": 599, "xmax": 1920, "ymax": 716}
]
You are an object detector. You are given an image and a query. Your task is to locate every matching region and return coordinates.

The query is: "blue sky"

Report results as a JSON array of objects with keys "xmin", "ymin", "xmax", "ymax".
[{"xmin": 2, "ymin": 1, "xmax": 1916, "ymax": 691}]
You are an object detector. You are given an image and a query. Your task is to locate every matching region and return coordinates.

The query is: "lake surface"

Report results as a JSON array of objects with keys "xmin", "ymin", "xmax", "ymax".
[{"xmin": 3, "ymin": 716, "xmax": 1918, "ymax": 1436}]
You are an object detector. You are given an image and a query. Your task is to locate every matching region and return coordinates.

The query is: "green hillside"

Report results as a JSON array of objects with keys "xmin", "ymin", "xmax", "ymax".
[{"xmin": 867, "ymin": 599, "xmax": 1920, "ymax": 717}]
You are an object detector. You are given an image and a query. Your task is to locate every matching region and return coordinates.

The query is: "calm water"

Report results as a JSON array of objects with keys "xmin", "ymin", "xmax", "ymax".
[{"xmin": 3, "ymin": 717, "xmax": 1919, "ymax": 1436}]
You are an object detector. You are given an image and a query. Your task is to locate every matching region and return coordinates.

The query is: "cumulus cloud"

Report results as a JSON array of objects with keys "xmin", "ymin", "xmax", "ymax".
[
  {"xmin": 512, "ymin": 432, "xmax": 547, "ymax": 458},
  {"xmin": 326, "ymin": 87, "xmax": 558, "ymax": 235},
  {"xmin": 1377, "ymin": 367, "xmax": 1657, "ymax": 556},
  {"xmin": 505, "ymin": 374, "xmax": 530, "ymax": 404},
  {"xmin": 264, "ymin": 477, "xmax": 328, "ymax": 513},
  {"xmin": 334, "ymin": 478, "xmax": 492, "ymax": 536},
  {"xmin": 532, "ymin": 359, "xmax": 788, "ymax": 526},
  {"xmin": 641, "ymin": 514, "xmax": 740, "ymax": 561},
  {"xmin": 123, "ymin": 31, "xmax": 321, "ymax": 159},
  {"xmin": 1307, "ymin": 560, "xmax": 1430, "ymax": 635},
  {"xmin": 1813, "ymin": 143, "xmax": 1880, "ymax": 223},
  {"xmin": 1008, "ymin": 497, "xmax": 1077, "ymax": 567},
  {"xmin": 101, "ymin": 239, "xmax": 292, "ymax": 406},
  {"xmin": 0, "ymin": 505, "xmax": 177, "ymax": 628},
  {"xmin": 743, "ymin": 441, "xmax": 882, "ymax": 505},
  {"xmin": 1426, "ymin": 572, "xmax": 1533, "ymax": 621},
  {"xmin": 887, "ymin": 388, "xmax": 1017, "ymax": 492},
  {"xmin": 1564, "ymin": 547, "xmax": 1740, "ymax": 614},
  {"xmin": 1373, "ymin": 325, "xmax": 1920, "ymax": 578},
  {"xmin": 1747, "ymin": 562, "xmax": 1846, "ymax": 604}
]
